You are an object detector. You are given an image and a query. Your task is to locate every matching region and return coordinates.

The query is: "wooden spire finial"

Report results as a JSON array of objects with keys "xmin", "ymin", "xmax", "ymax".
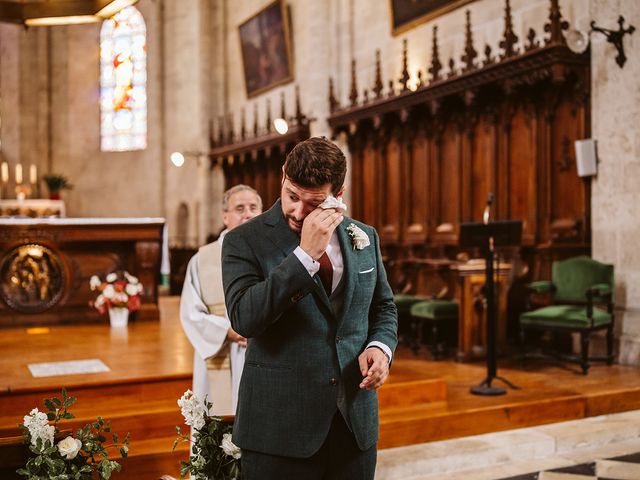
[
  {"xmin": 295, "ymin": 85, "xmax": 303, "ymax": 124},
  {"xmin": 253, "ymin": 104, "xmax": 259, "ymax": 136},
  {"xmin": 483, "ymin": 44, "xmax": 494, "ymax": 66},
  {"xmin": 280, "ymin": 91, "xmax": 286, "ymax": 120},
  {"xmin": 227, "ymin": 113, "xmax": 234, "ymax": 144},
  {"xmin": 265, "ymin": 98, "xmax": 272, "ymax": 133},
  {"xmin": 499, "ymin": 0, "xmax": 519, "ymax": 59},
  {"xmin": 461, "ymin": 10, "xmax": 478, "ymax": 72},
  {"xmin": 399, "ymin": 39, "xmax": 410, "ymax": 91},
  {"xmin": 374, "ymin": 50, "xmax": 384, "ymax": 99},
  {"xmin": 447, "ymin": 57, "xmax": 456, "ymax": 78},
  {"xmin": 544, "ymin": 0, "xmax": 568, "ymax": 45},
  {"xmin": 525, "ymin": 28, "xmax": 540, "ymax": 51},
  {"xmin": 218, "ymin": 115, "xmax": 225, "ymax": 144},
  {"xmin": 349, "ymin": 59, "xmax": 358, "ymax": 107},
  {"xmin": 328, "ymin": 77, "xmax": 338, "ymax": 112},
  {"xmin": 428, "ymin": 25, "xmax": 442, "ymax": 82},
  {"xmin": 240, "ymin": 108, "xmax": 246, "ymax": 140}
]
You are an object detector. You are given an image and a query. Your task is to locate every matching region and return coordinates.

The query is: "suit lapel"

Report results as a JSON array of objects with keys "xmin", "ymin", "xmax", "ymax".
[
  {"xmin": 263, "ymin": 200, "xmax": 333, "ymax": 314},
  {"xmin": 263, "ymin": 200, "xmax": 300, "ymax": 257},
  {"xmin": 336, "ymin": 220, "xmax": 356, "ymax": 320}
]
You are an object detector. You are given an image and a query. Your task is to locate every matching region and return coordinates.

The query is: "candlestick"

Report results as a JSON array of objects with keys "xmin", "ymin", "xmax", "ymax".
[
  {"xmin": 30, "ymin": 164, "xmax": 37, "ymax": 184},
  {"xmin": 15, "ymin": 163, "xmax": 23, "ymax": 184},
  {"xmin": 1, "ymin": 162, "xmax": 7, "ymax": 183}
]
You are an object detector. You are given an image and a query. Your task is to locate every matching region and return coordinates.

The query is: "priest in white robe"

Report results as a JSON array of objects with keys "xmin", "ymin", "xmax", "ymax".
[{"xmin": 180, "ymin": 185, "xmax": 262, "ymax": 414}]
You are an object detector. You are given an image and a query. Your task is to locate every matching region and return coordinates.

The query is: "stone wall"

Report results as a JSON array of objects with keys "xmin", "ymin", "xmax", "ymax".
[{"xmin": 590, "ymin": 0, "xmax": 640, "ymax": 364}]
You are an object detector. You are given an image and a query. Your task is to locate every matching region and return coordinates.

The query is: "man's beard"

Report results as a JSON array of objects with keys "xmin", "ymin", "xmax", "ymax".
[{"xmin": 286, "ymin": 215, "xmax": 303, "ymax": 232}]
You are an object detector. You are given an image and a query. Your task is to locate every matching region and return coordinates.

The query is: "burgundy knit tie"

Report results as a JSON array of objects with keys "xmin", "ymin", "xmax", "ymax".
[{"xmin": 318, "ymin": 252, "xmax": 333, "ymax": 296}]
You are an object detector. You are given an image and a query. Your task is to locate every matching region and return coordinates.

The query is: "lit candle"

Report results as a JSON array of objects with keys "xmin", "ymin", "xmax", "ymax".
[
  {"xmin": 1, "ymin": 162, "xmax": 8, "ymax": 183},
  {"xmin": 30, "ymin": 164, "xmax": 37, "ymax": 184},
  {"xmin": 15, "ymin": 163, "xmax": 22, "ymax": 184}
]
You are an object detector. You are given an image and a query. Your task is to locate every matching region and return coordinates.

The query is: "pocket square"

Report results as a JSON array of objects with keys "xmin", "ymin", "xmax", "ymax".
[{"xmin": 358, "ymin": 267, "xmax": 375, "ymax": 274}]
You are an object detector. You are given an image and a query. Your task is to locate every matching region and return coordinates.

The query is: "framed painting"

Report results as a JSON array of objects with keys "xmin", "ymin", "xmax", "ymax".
[
  {"xmin": 238, "ymin": 0, "xmax": 293, "ymax": 97},
  {"xmin": 390, "ymin": 0, "xmax": 475, "ymax": 36}
]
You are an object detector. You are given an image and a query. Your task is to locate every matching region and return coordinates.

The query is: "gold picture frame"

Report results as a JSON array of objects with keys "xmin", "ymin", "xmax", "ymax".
[
  {"xmin": 238, "ymin": 0, "xmax": 294, "ymax": 98},
  {"xmin": 390, "ymin": 0, "xmax": 475, "ymax": 36}
]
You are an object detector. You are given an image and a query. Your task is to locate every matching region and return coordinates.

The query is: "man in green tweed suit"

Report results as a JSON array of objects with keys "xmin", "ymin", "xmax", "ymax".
[{"xmin": 222, "ymin": 136, "xmax": 398, "ymax": 479}]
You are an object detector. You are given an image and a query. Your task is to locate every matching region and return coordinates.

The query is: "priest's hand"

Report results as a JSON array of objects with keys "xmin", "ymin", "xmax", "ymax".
[
  {"xmin": 358, "ymin": 347, "xmax": 389, "ymax": 390},
  {"xmin": 227, "ymin": 328, "xmax": 247, "ymax": 348}
]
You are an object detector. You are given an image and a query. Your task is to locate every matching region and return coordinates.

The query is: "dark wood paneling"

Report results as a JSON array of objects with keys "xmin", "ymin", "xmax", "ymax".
[
  {"xmin": 328, "ymin": 40, "xmax": 592, "ymax": 336},
  {"xmin": 0, "ymin": 222, "xmax": 163, "ymax": 327}
]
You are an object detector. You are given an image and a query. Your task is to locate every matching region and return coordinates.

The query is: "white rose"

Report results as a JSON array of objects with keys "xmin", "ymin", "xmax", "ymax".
[
  {"xmin": 89, "ymin": 275, "xmax": 101, "ymax": 290},
  {"xmin": 23, "ymin": 408, "xmax": 54, "ymax": 446},
  {"xmin": 102, "ymin": 284, "xmax": 116, "ymax": 299},
  {"xmin": 106, "ymin": 272, "xmax": 118, "ymax": 283},
  {"xmin": 57, "ymin": 436, "xmax": 82, "ymax": 460},
  {"xmin": 346, "ymin": 223, "xmax": 371, "ymax": 250},
  {"xmin": 124, "ymin": 272, "xmax": 139, "ymax": 284},
  {"xmin": 220, "ymin": 433, "xmax": 241, "ymax": 459},
  {"xmin": 125, "ymin": 283, "xmax": 139, "ymax": 296},
  {"xmin": 177, "ymin": 390, "xmax": 206, "ymax": 430},
  {"xmin": 95, "ymin": 294, "xmax": 105, "ymax": 307}
]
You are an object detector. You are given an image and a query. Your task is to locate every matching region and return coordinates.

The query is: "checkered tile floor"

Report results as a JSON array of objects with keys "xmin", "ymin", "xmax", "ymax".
[{"xmin": 499, "ymin": 452, "xmax": 640, "ymax": 479}]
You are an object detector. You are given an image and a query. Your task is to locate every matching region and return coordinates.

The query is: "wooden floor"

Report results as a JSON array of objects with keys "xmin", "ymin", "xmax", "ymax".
[{"xmin": 1, "ymin": 296, "xmax": 640, "ymax": 479}]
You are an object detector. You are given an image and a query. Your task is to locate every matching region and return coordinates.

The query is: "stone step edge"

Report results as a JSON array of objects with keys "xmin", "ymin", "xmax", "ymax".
[{"xmin": 375, "ymin": 409, "xmax": 640, "ymax": 480}]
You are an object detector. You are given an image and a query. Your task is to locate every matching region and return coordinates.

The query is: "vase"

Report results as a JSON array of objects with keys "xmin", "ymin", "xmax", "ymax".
[{"xmin": 108, "ymin": 307, "xmax": 129, "ymax": 327}]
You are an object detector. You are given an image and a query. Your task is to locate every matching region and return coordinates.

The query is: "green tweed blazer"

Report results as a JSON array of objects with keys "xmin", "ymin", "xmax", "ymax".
[{"xmin": 222, "ymin": 200, "xmax": 398, "ymax": 458}]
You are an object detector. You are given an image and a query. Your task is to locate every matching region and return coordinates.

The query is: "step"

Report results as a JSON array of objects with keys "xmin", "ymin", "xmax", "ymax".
[
  {"xmin": 0, "ymin": 400, "xmax": 186, "ymax": 442},
  {"xmin": 378, "ymin": 394, "xmax": 588, "ymax": 449},
  {"xmin": 0, "ymin": 375, "xmax": 191, "ymax": 417},
  {"xmin": 375, "ymin": 409, "xmax": 640, "ymax": 480},
  {"xmin": 107, "ymin": 436, "xmax": 189, "ymax": 479},
  {"xmin": 379, "ymin": 378, "xmax": 447, "ymax": 409}
]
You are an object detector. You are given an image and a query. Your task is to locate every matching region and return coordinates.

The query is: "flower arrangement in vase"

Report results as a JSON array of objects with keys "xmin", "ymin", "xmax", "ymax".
[
  {"xmin": 89, "ymin": 271, "xmax": 143, "ymax": 326},
  {"xmin": 17, "ymin": 388, "xmax": 130, "ymax": 479},
  {"xmin": 42, "ymin": 173, "xmax": 73, "ymax": 200},
  {"xmin": 173, "ymin": 390, "xmax": 240, "ymax": 480}
]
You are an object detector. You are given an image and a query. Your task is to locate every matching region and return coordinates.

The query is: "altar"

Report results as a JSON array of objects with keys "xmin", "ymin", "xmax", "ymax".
[{"xmin": 0, "ymin": 218, "xmax": 165, "ymax": 327}]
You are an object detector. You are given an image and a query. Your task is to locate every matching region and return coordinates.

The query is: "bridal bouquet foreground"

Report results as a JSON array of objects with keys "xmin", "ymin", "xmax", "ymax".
[
  {"xmin": 17, "ymin": 388, "xmax": 130, "ymax": 480},
  {"xmin": 173, "ymin": 390, "xmax": 240, "ymax": 480}
]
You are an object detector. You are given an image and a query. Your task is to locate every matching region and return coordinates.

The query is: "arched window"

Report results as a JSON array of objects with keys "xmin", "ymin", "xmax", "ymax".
[{"xmin": 100, "ymin": 6, "xmax": 147, "ymax": 152}]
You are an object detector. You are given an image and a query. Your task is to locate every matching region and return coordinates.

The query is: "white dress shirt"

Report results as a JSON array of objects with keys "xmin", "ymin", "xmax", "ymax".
[{"xmin": 293, "ymin": 231, "xmax": 393, "ymax": 363}]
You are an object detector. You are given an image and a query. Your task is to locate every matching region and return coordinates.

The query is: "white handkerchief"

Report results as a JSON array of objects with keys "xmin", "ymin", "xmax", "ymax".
[{"xmin": 319, "ymin": 195, "xmax": 348, "ymax": 211}]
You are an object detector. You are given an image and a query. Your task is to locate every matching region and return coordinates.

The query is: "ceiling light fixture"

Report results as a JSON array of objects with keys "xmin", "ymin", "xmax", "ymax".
[{"xmin": 0, "ymin": 0, "xmax": 139, "ymax": 27}]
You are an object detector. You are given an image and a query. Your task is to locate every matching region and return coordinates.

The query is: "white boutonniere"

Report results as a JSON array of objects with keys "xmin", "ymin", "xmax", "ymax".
[{"xmin": 346, "ymin": 223, "xmax": 370, "ymax": 250}]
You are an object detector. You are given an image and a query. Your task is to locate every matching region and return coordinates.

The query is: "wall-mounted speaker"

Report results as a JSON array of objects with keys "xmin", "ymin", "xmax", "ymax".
[{"xmin": 575, "ymin": 139, "xmax": 598, "ymax": 177}]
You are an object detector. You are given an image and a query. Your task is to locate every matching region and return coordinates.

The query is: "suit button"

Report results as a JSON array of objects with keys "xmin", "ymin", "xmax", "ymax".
[
  {"xmin": 335, "ymin": 336, "xmax": 341, "ymax": 343},
  {"xmin": 330, "ymin": 378, "xmax": 337, "ymax": 385}
]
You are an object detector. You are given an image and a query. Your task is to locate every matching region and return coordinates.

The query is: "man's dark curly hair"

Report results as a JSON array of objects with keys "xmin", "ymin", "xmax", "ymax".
[{"xmin": 283, "ymin": 137, "xmax": 346, "ymax": 195}]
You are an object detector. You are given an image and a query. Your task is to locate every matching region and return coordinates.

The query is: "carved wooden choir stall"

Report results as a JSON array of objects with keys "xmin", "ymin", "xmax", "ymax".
[
  {"xmin": 326, "ymin": 0, "xmax": 591, "ymax": 358},
  {"xmin": 211, "ymin": 86, "xmax": 311, "ymax": 208}
]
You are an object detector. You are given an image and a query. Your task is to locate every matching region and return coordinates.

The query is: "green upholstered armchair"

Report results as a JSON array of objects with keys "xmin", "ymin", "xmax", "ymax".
[{"xmin": 519, "ymin": 256, "xmax": 614, "ymax": 374}]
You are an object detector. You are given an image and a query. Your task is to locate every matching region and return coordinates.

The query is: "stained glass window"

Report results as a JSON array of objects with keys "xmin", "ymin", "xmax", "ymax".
[{"xmin": 100, "ymin": 6, "xmax": 147, "ymax": 152}]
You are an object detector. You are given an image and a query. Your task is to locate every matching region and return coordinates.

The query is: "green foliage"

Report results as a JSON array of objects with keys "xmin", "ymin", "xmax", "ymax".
[
  {"xmin": 17, "ymin": 388, "xmax": 130, "ymax": 480},
  {"xmin": 42, "ymin": 174, "xmax": 73, "ymax": 191},
  {"xmin": 173, "ymin": 397, "xmax": 240, "ymax": 480}
]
